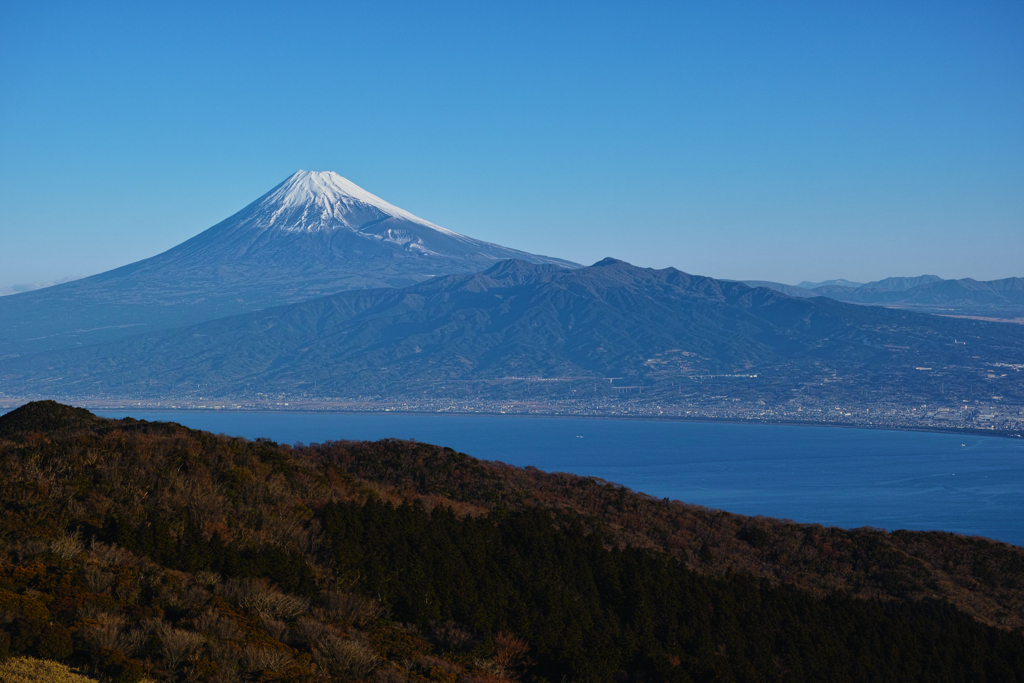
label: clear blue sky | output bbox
[1,1,1021,287]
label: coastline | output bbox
[4,398,1020,441]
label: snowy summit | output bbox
[186,169,576,265]
[250,170,458,235]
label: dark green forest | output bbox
[0,402,1022,682]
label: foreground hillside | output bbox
[0,402,1022,682]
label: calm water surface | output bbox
[93,411,1024,547]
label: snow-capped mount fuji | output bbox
[154,170,571,266]
[240,170,462,236]
[0,171,576,356]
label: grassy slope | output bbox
[0,657,104,682]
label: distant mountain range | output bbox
[6,258,1022,403]
[745,274,1024,316]
[2,171,1021,412]
[0,171,574,357]
[0,276,81,297]
[796,278,866,289]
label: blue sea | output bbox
[85,410,1024,548]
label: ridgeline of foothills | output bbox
[7,258,1024,411]
[1,171,1022,436]
[0,402,1022,682]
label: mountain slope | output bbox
[7,259,1023,402]
[739,280,820,298]
[0,171,575,357]
[851,274,945,293]
[872,277,1024,307]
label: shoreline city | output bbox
[4,392,1021,440]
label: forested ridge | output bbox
[0,401,1021,682]
[8,259,1024,408]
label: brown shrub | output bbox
[259,615,288,643]
[491,632,531,679]
[82,613,125,653]
[193,609,243,642]
[322,590,383,627]
[120,628,150,657]
[158,626,204,670]
[87,540,139,567]
[411,654,462,681]
[193,570,221,588]
[220,577,308,620]
[374,667,410,683]
[165,583,210,611]
[432,621,474,652]
[241,644,293,673]
[292,617,327,647]
[77,602,116,622]
[311,632,379,678]
[82,566,116,594]
[207,641,242,682]
[49,533,84,559]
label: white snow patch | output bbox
[251,170,462,236]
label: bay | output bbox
[87,410,1024,548]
